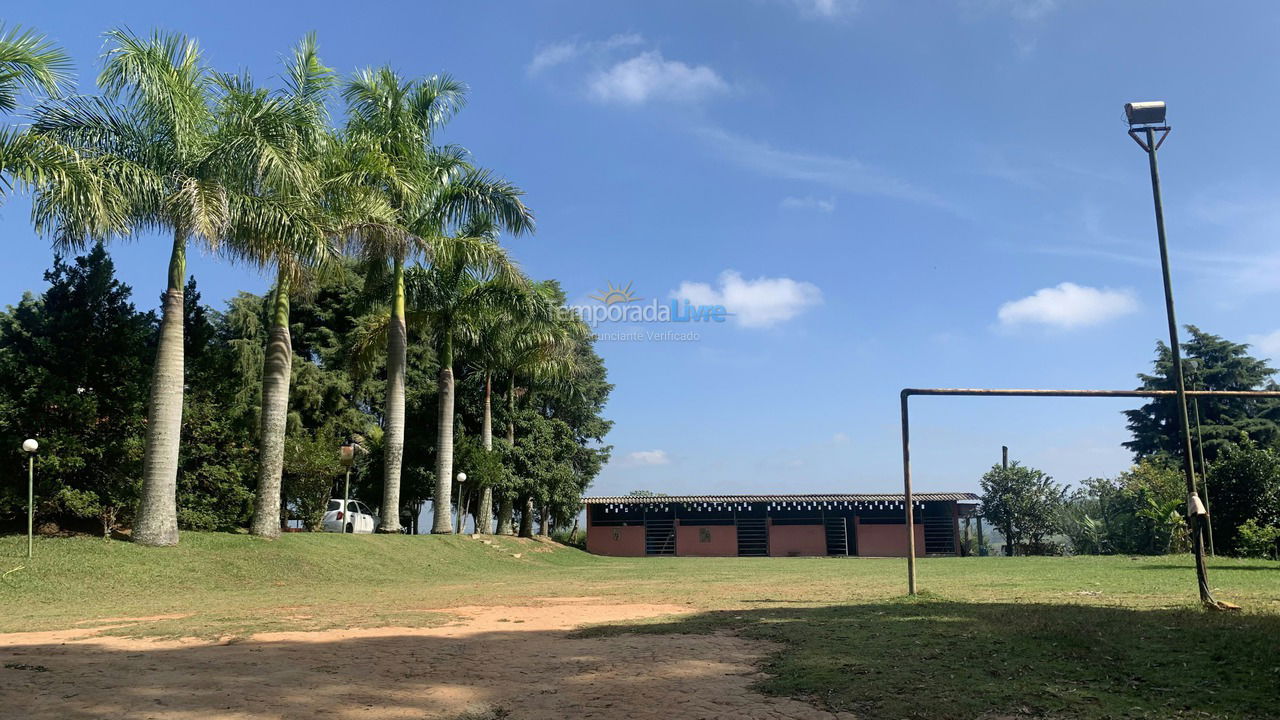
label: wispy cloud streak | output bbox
[696,126,952,209]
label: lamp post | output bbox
[340,442,355,534]
[1126,101,1218,608]
[22,439,37,558]
[454,472,467,534]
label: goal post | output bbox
[899,387,1280,599]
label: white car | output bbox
[321,499,380,533]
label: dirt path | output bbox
[1,599,854,719]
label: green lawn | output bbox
[3,533,1279,718]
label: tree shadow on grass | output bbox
[0,622,847,720]
[1137,563,1279,572]
[3,602,1278,720]
[578,599,1280,720]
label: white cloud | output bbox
[527,43,579,75]
[997,282,1138,329]
[673,270,822,328]
[962,1,1059,23]
[527,33,644,75]
[589,51,729,105]
[832,432,850,445]
[697,126,949,209]
[1248,330,1280,359]
[960,0,1059,55]
[789,0,859,18]
[1003,0,1058,22]
[620,449,670,467]
[781,195,836,213]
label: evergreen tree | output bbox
[174,282,259,531]
[0,244,153,534]
[1124,326,1280,462]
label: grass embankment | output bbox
[3,533,1279,718]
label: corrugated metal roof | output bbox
[582,492,979,504]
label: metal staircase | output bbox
[824,517,849,556]
[644,518,676,555]
[736,518,768,556]
[923,515,956,555]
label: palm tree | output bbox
[403,220,527,533]
[465,308,508,534]
[31,29,306,545]
[0,24,80,205]
[521,312,595,538]
[210,37,346,539]
[340,67,532,532]
[31,29,222,546]
[468,281,574,534]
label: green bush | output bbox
[1206,438,1280,555]
[1235,519,1280,559]
[551,528,586,549]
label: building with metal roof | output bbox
[582,492,981,558]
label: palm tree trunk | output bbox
[496,374,518,535]
[475,372,494,534]
[519,495,535,538]
[431,329,456,533]
[506,374,516,445]
[496,495,515,535]
[378,256,407,533]
[133,231,187,547]
[251,272,292,538]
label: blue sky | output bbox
[6,1,1280,498]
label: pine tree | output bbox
[0,244,153,534]
[1124,326,1280,462]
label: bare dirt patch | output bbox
[0,601,853,719]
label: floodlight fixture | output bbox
[1125,100,1167,126]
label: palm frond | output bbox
[21,131,171,246]
[346,307,393,377]
[222,191,335,274]
[283,33,335,116]
[97,27,212,152]
[29,94,156,161]
[0,126,91,200]
[170,175,229,245]
[0,24,74,112]
[407,73,467,137]
[207,75,311,193]
[428,167,535,237]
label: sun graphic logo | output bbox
[589,281,642,305]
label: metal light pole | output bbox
[454,472,468,534]
[22,439,37,558]
[340,442,354,533]
[1126,101,1218,608]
